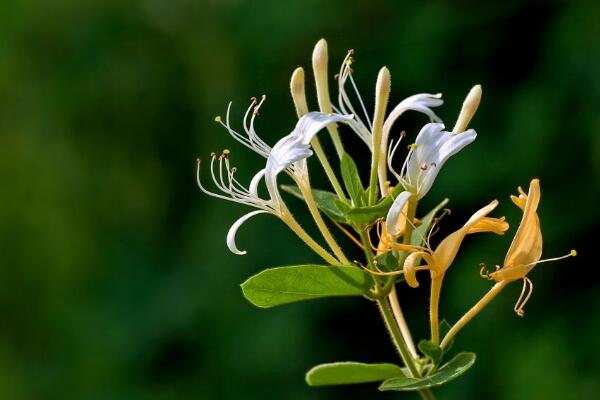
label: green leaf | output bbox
[418,340,443,366]
[280,185,346,223]
[306,362,404,386]
[379,352,476,391]
[374,251,399,272]
[341,153,366,206]
[411,198,449,247]
[344,196,393,225]
[241,265,373,308]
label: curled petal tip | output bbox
[226,210,269,256]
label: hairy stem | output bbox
[378,298,436,400]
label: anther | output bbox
[420,163,428,171]
[399,131,407,138]
[479,263,490,279]
[214,116,222,123]
[210,151,217,158]
[230,167,237,173]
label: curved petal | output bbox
[249,168,266,197]
[386,191,413,236]
[294,112,354,145]
[383,93,443,134]
[226,210,269,255]
[403,251,427,288]
[503,179,542,271]
[433,200,499,274]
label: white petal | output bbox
[226,210,269,255]
[407,123,477,199]
[249,168,266,197]
[267,112,353,176]
[384,93,443,132]
[386,191,413,236]
[294,112,354,145]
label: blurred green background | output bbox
[0,0,598,399]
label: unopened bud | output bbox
[312,38,333,113]
[452,84,482,133]
[290,67,309,117]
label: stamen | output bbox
[387,138,404,181]
[519,249,577,269]
[214,115,222,123]
[514,277,533,317]
[333,221,364,249]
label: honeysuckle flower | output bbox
[388,122,477,199]
[403,199,509,288]
[486,179,576,315]
[335,50,443,150]
[216,96,352,186]
[199,110,352,256]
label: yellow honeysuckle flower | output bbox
[403,200,509,288]
[487,179,576,315]
[489,179,542,283]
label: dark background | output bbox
[0,0,598,399]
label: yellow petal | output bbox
[492,179,543,282]
[467,216,509,235]
[403,251,432,288]
[433,200,500,274]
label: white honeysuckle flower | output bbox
[216,96,352,183]
[385,191,413,236]
[199,111,352,255]
[388,122,477,199]
[334,50,444,150]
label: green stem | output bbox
[440,281,507,349]
[361,218,435,399]
[377,298,420,377]
[378,298,436,400]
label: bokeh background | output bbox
[0,0,598,399]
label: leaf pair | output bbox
[305,352,476,391]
